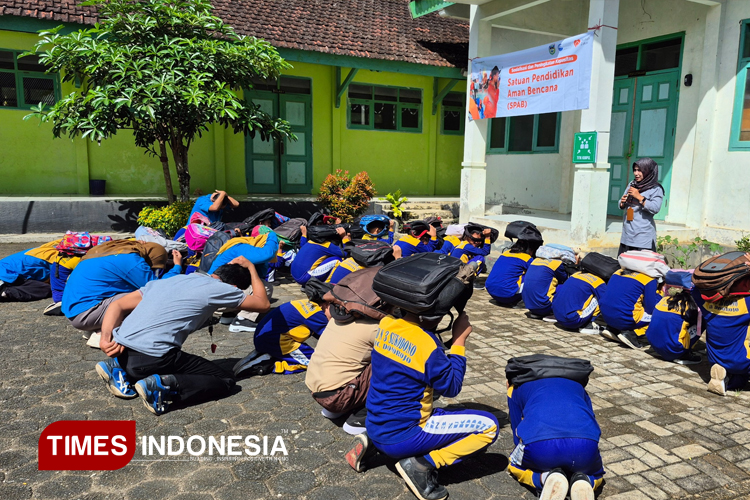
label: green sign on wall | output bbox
[573,132,597,164]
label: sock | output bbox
[541,471,550,484]
[414,456,433,471]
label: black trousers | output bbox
[0,278,51,302]
[617,242,656,256]
[120,347,235,406]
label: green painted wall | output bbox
[0,26,464,197]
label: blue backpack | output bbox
[360,215,390,238]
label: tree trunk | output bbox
[157,140,176,204]
[170,138,191,202]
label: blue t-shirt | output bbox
[207,232,279,275]
[552,272,607,328]
[62,253,181,318]
[701,296,750,374]
[291,238,346,283]
[508,378,601,446]
[253,299,329,355]
[188,194,223,224]
[485,251,532,302]
[599,270,661,331]
[326,258,363,284]
[394,235,438,258]
[522,258,569,314]
[646,293,702,361]
[0,249,52,283]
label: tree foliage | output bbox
[318,170,376,222]
[24,0,294,202]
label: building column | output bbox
[685,3,722,230]
[459,4,491,223]
[569,0,619,244]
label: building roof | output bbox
[0,0,469,69]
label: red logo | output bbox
[39,420,136,470]
[574,39,581,48]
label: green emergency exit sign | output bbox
[573,132,597,163]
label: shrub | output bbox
[383,190,408,219]
[137,201,193,237]
[656,235,722,268]
[736,234,750,253]
[318,170,376,222]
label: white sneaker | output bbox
[543,315,557,323]
[540,471,568,500]
[86,332,101,348]
[579,322,602,334]
[321,408,346,419]
[707,364,727,396]
[570,476,595,500]
[599,328,618,341]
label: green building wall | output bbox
[0,27,464,197]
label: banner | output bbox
[468,32,594,120]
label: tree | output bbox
[25,0,293,202]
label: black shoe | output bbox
[617,330,646,350]
[344,433,375,473]
[569,472,595,500]
[674,352,702,365]
[396,457,448,500]
[228,317,258,332]
[343,407,367,435]
[233,351,275,377]
[540,468,568,500]
[219,312,236,325]
[43,302,64,316]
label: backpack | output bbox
[184,223,218,252]
[307,224,340,244]
[243,208,277,229]
[505,354,594,388]
[360,215,390,238]
[618,250,670,279]
[463,223,500,245]
[308,211,336,226]
[665,270,694,290]
[403,220,430,238]
[372,253,463,314]
[536,244,577,264]
[55,231,113,257]
[580,252,620,282]
[324,267,389,322]
[505,221,542,242]
[199,230,233,273]
[692,252,750,302]
[350,241,394,268]
[274,218,307,244]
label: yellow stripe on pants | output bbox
[508,464,536,488]
[426,424,497,468]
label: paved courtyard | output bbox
[2,242,750,499]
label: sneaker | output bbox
[528,313,543,320]
[233,351,274,377]
[219,312,236,325]
[473,281,485,290]
[134,374,176,416]
[81,331,93,341]
[543,315,557,323]
[86,332,102,349]
[43,302,64,316]
[540,469,568,500]
[599,328,618,341]
[343,407,367,435]
[321,408,346,419]
[673,352,702,365]
[569,472,595,500]
[617,330,646,350]
[345,433,375,473]
[707,363,727,396]
[579,322,602,334]
[228,317,258,333]
[512,301,527,310]
[95,358,137,399]
[395,457,448,500]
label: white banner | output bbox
[468,32,594,120]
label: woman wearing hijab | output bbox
[618,158,664,256]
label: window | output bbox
[0,50,58,109]
[347,84,422,132]
[441,92,465,135]
[731,20,750,150]
[614,35,683,77]
[486,113,560,154]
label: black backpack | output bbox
[505,220,543,243]
[505,354,593,388]
[274,218,307,243]
[373,253,463,314]
[350,241,394,268]
[243,208,276,229]
[580,252,620,282]
[199,230,232,272]
[307,224,340,244]
[464,223,500,244]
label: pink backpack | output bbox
[55,231,113,256]
[190,212,211,225]
[185,224,217,252]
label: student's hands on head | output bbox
[429,225,437,237]
[172,249,183,266]
[300,225,307,237]
[389,219,396,230]
[450,312,472,346]
[229,256,256,271]
[336,227,346,237]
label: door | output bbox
[606,72,679,220]
[245,77,312,194]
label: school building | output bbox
[419,0,750,247]
[0,0,468,198]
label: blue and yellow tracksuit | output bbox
[450,239,492,275]
[207,233,279,275]
[485,251,532,305]
[599,270,661,336]
[394,235,438,258]
[366,316,498,468]
[701,297,750,388]
[0,240,62,284]
[436,235,462,256]
[551,273,607,330]
[362,231,395,245]
[253,299,329,374]
[290,237,347,284]
[521,258,569,316]
[646,293,702,361]
[507,378,604,491]
[325,257,363,284]
[50,255,82,303]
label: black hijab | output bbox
[631,157,663,193]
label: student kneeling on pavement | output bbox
[506,354,604,500]
[0,239,61,302]
[233,279,332,377]
[94,257,269,415]
[346,255,498,500]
